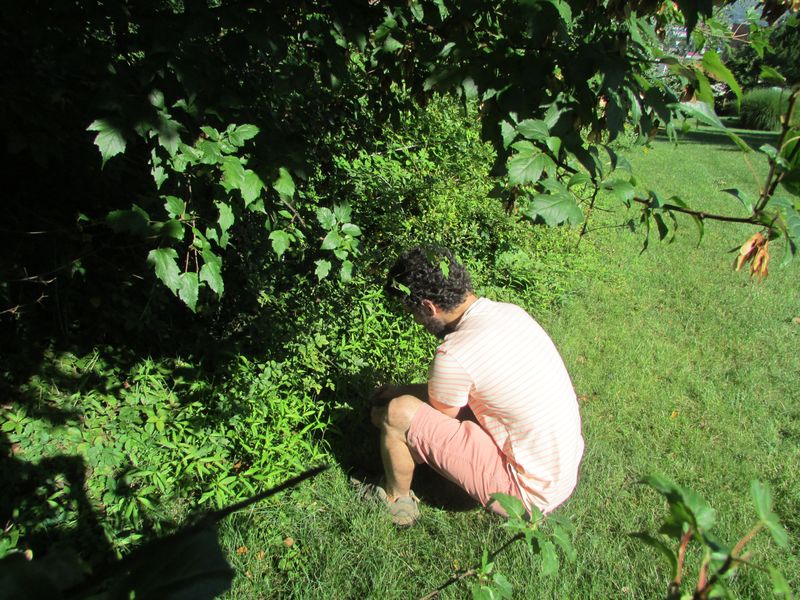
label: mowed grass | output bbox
[219,129,799,599]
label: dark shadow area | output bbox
[654,126,779,152]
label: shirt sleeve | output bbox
[428,349,473,408]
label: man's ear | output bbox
[420,299,437,315]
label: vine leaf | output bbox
[178,272,199,312]
[147,248,181,293]
[87,119,126,166]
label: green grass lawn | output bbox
[219,128,799,599]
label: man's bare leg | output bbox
[371,391,426,501]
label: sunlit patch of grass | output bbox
[219,129,799,598]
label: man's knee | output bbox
[383,394,424,432]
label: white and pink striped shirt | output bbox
[428,297,584,513]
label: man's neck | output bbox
[441,293,478,330]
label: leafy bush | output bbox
[1,96,593,561]
[738,88,797,131]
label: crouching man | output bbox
[365,246,584,526]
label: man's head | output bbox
[385,246,473,336]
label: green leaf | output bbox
[410,2,424,21]
[240,170,263,206]
[603,180,635,204]
[200,126,221,141]
[106,205,150,236]
[759,66,786,86]
[765,518,790,549]
[674,102,750,152]
[216,201,235,235]
[272,167,295,198]
[340,260,353,282]
[568,172,592,189]
[341,223,362,237]
[147,248,181,293]
[198,139,223,165]
[517,119,550,141]
[200,250,224,297]
[750,480,773,522]
[321,231,342,250]
[492,573,513,598]
[630,533,678,578]
[767,566,792,597]
[87,118,127,166]
[229,124,259,146]
[164,196,186,218]
[701,50,742,107]
[314,259,332,280]
[317,207,337,230]
[500,121,516,149]
[269,230,291,258]
[721,188,754,213]
[157,219,184,241]
[220,156,246,191]
[178,272,199,312]
[526,189,583,226]
[539,539,559,577]
[489,493,526,520]
[333,203,352,223]
[383,36,404,52]
[508,142,552,185]
[780,128,800,196]
[550,524,577,562]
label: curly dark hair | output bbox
[385,246,472,311]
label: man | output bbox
[365,246,584,526]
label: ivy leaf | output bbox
[508,142,552,185]
[200,249,224,297]
[269,229,292,258]
[550,523,577,563]
[147,248,180,294]
[215,201,234,235]
[240,170,263,206]
[87,119,126,166]
[178,272,199,312]
[314,259,332,280]
[272,167,295,198]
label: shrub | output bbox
[738,88,796,131]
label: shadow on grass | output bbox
[655,126,778,152]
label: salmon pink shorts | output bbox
[406,403,523,515]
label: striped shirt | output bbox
[428,297,584,513]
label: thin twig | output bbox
[417,533,524,600]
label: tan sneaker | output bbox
[350,476,421,527]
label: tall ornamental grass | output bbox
[738,87,797,131]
